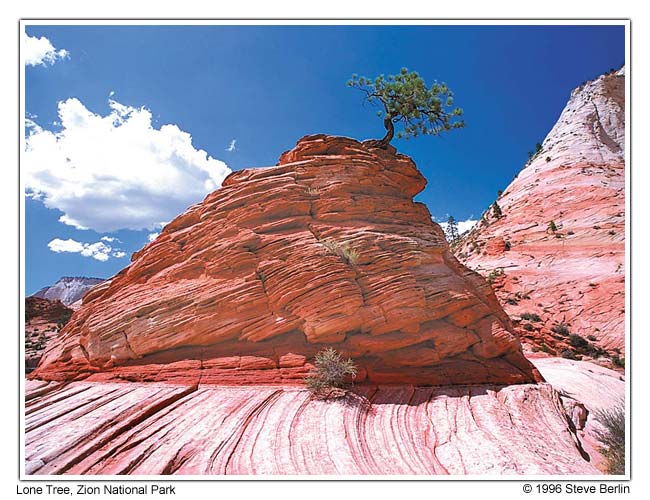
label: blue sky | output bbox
[23,24,625,295]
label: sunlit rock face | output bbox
[455,68,625,355]
[32,134,540,386]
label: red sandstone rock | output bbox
[455,67,625,355]
[32,134,541,386]
[24,379,598,475]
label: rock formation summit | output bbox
[456,67,625,355]
[33,135,541,386]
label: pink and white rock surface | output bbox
[531,357,625,472]
[25,378,598,475]
[455,68,625,355]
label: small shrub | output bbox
[523,323,534,331]
[321,239,359,265]
[594,402,625,474]
[506,298,518,305]
[540,343,551,354]
[608,230,616,236]
[561,349,578,360]
[520,312,542,322]
[492,201,503,219]
[593,225,601,230]
[486,268,504,284]
[504,240,511,251]
[569,334,589,349]
[56,310,73,330]
[305,348,357,398]
[587,335,598,341]
[612,356,625,368]
[546,156,551,162]
[548,220,558,232]
[552,323,570,336]
[584,344,607,358]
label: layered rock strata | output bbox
[25,379,597,475]
[32,135,540,386]
[456,68,625,355]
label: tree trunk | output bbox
[378,116,394,148]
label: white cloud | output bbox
[112,251,127,258]
[147,232,160,242]
[100,236,120,243]
[48,238,113,261]
[437,218,478,238]
[25,98,231,232]
[47,238,85,254]
[23,31,69,66]
[226,139,237,152]
[109,90,115,97]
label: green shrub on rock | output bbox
[305,348,357,399]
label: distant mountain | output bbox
[32,276,105,306]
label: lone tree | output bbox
[492,201,503,219]
[445,215,460,244]
[347,68,464,148]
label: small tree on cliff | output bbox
[445,215,460,245]
[305,348,357,399]
[347,68,464,148]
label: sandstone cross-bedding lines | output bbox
[456,68,625,354]
[32,135,541,387]
[25,379,598,475]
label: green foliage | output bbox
[587,335,598,341]
[57,310,73,330]
[520,312,542,322]
[560,349,578,360]
[445,215,460,244]
[551,323,570,336]
[594,403,625,474]
[539,343,551,354]
[305,348,358,397]
[26,332,49,351]
[535,142,543,153]
[321,238,359,265]
[612,355,625,368]
[523,323,534,331]
[569,334,589,348]
[486,268,504,284]
[347,68,464,145]
[491,201,502,219]
[548,220,558,232]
